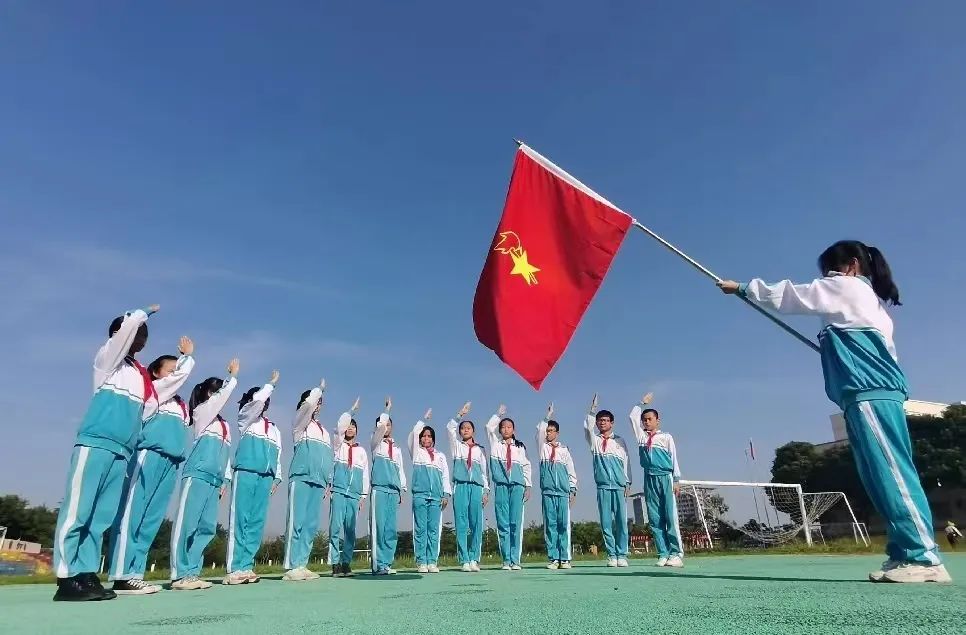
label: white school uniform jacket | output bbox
[136,354,195,462]
[584,414,632,490]
[288,387,334,487]
[75,308,160,459]
[535,419,578,497]
[628,405,681,482]
[233,384,282,480]
[182,376,238,487]
[446,419,490,490]
[370,413,408,494]
[408,419,451,501]
[331,412,370,500]
[485,414,532,488]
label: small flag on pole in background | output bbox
[749,438,756,460]
[473,143,633,389]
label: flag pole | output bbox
[631,220,820,353]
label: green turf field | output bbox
[1,554,962,635]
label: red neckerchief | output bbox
[217,415,228,442]
[465,440,475,469]
[173,395,188,421]
[646,430,657,450]
[505,440,513,471]
[387,438,394,460]
[549,442,557,463]
[427,446,435,462]
[129,357,157,404]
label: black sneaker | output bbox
[332,563,343,578]
[112,579,161,595]
[53,576,102,602]
[82,573,116,600]
[343,565,354,577]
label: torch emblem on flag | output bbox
[493,230,540,285]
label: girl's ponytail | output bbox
[866,246,901,306]
[189,377,224,426]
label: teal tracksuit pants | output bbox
[54,446,128,578]
[494,483,525,565]
[170,476,221,580]
[597,488,628,559]
[108,449,179,580]
[413,497,443,565]
[283,480,325,570]
[845,399,941,565]
[453,482,483,564]
[227,470,273,573]
[644,473,682,558]
[369,488,400,572]
[328,491,361,566]
[541,494,571,562]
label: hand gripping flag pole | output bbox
[513,139,820,354]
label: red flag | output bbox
[473,144,632,389]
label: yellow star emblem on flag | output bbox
[494,231,540,285]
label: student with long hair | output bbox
[408,409,450,573]
[282,379,331,582]
[170,358,240,591]
[446,402,489,572]
[718,240,950,584]
[108,337,196,594]
[486,406,531,571]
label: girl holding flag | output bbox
[408,409,451,573]
[485,405,532,571]
[369,397,407,575]
[536,403,578,570]
[718,239,951,584]
[447,402,489,572]
[282,379,332,582]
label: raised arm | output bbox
[410,408,432,458]
[446,419,460,457]
[239,371,278,431]
[584,393,599,448]
[628,392,653,446]
[154,354,195,404]
[728,276,844,317]
[293,380,325,441]
[485,405,506,450]
[536,402,552,450]
[334,411,352,452]
[193,375,238,439]
[371,412,390,452]
[93,307,154,388]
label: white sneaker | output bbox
[880,563,952,584]
[470,561,481,572]
[222,571,249,585]
[606,558,619,567]
[656,557,669,567]
[547,561,560,570]
[868,559,902,582]
[301,567,320,580]
[617,558,629,568]
[462,563,472,572]
[242,570,260,583]
[417,564,429,574]
[510,564,522,571]
[559,561,572,569]
[171,576,212,590]
[282,569,303,581]
[386,567,398,575]
[112,578,161,595]
[666,555,684,568]
[501,563,512,571]
[427,564,440,573]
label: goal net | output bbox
[675,481,867,548]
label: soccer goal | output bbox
[676,481,867,549]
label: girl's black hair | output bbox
[147,354,178,379]
[818,240,901,306]
[547,419,560,432]
[239,386,271,412]
[189,377,224,426]
[499,417,526,449]
[297,389,313,409]
[420,425,436,446]
[459,419,475,432]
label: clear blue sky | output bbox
[2,2,964,535]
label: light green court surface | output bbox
[2,555,963,635]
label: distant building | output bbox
[815,399,954,454]
[676,486,716,526]
[632,495,646,525]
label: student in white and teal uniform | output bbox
[224,370,282,586]
[108,337,196,595]
[169,358,240,591]
[584,394,632,568]
[53,305,161,602]
[629,393,683,568]
[718,239,951,584]
[446,402,490,572]
[369,397,407,575]
[486,405,532,571]
[329,398,369,577]
[282,379,332,582]
[535,403,578,570]
[408,409,451,574]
